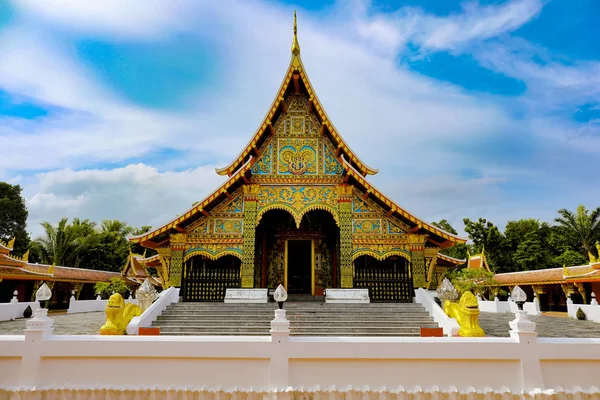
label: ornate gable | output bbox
[249,93,344,184]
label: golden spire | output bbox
[291,10,300,56]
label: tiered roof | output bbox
[489,263,600,286]
[0,237,153,285]
[130,13,467,250]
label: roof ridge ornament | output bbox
[291,10,300,56]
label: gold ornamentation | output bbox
[291,10,300,56]
[411,250,426,288]
[352,243,411,261]
[170,233,186,246]
[290,116,305,134]
[352,195,377,213]
[169,250,183,287]
[184,243,243,261]
[323,144,343,175]
[251,144,273,175]
[188,219,209,234]
[339,199,353,288]
[444,292,485,337]
[278,138,318,175]
[352,219,381,234]
[387,220,405,234]
[256,185,339,227]
[100,293,141,335]
[214,219,243,234]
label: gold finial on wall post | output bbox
[292,10,301,56]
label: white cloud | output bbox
[1,0,598,237]
[9,0,196,40]
[24,164,225,237]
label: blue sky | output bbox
[0,0,599,238]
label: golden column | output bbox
[337,185,353,288]
[410,235,428,288]
[169,233,186,287]
[241,185,260,288]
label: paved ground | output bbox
[479,312,600,338]
[0,311,105,335]
[1,310,599,337]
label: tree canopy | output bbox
[442,204,600,273]
[30,218,155,272]
[0,183,30,256]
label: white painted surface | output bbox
[67,298,138,314]
[1,322,600,395]
[567,302,600,322]
[414,288,459,336]
[225,288,268,303]
[325,288,369,303]
[126,287,180,334]
[0,301,39,321]
[478,297,541,316]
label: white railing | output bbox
[478,297,541,316]
[0,292,40,321]
[0,300,39,321]
[1,307,599,398]
[67,295,138,314]
[567,296,600,322]
[126,287,180,334]
[414,288,459,336]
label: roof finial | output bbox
[291,10,300,56]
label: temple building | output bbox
[129,14,466,302]
[0,238,154,308]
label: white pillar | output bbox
[269,308,290,390]
[509,309,543,390]
[19,308,54,387]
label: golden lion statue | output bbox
[100,293,141,335]
[443,291,485,337]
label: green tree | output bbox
[94,277,130,298]
[463,217,509,272]
[554,249,588,267]
[30,218,88,266]
[432,219,468,261]
[555,205,600,258]
[445,268,497,297]
[504,219,553,271]
[0,182,30,256]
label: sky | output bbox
[0,0,599,239]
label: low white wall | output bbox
[567,301,600,322]
[67,297,138,314]
[126,287,180,334]
[0,301,40,321]
[414,288,459,336]
[1,323,600,397]
[478,297,541,316]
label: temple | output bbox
[0,237,155,307]
[129,13,466,302]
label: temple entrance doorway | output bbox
[286,240,312,294]
[255,209,339,295]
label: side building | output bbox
[0,238,157,308]
[129,15,466,302]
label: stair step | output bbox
[152,301,437,337]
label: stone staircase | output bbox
[152,302,438,336]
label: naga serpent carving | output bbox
[100,293,142,335]
[443,291,485,337]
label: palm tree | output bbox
[100,220,134,237]
[555,205,600,257]
[31,218,89,267]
